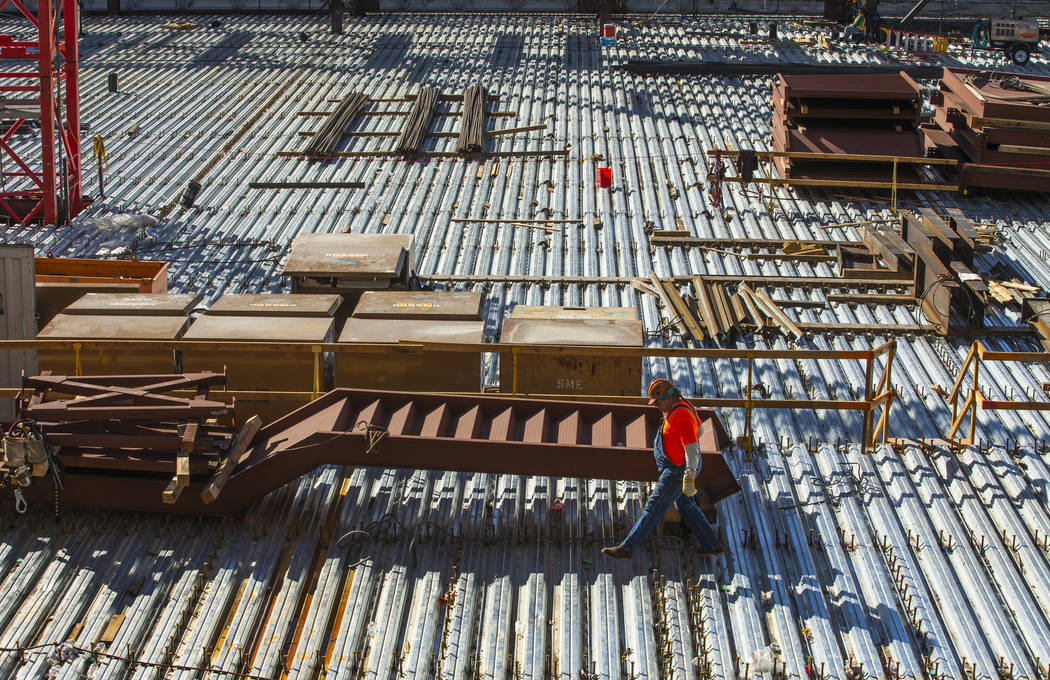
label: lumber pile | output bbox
[395,86,441,155]
[771,71,925,183]
[304,90,368,157]
[457,84,488,154]
[921,68,1050,193]
[647,273,803,343]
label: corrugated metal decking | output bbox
[0,11,1050,680]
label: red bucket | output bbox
[597,167,612,188]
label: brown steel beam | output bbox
[16,390,742,515]
[30,403,232,420]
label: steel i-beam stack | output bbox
[771,71,924,183]
[922,68,1050,193]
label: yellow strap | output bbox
[92,135,107,169]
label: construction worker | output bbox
[601,378,723,560]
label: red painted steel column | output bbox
[62,0,82,217]
[37,0,58,225]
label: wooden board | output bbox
[99,613,125,644]
[202,415,263,504]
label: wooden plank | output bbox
[629,278,660,298]
[201,415,263,504]
[176,451,190,487]
[691,276,721,338]
[998,143,1050,156]
[651,272,706,343]
[729,292,747,324]
[748,286,805,340]
[735,284,766,327]
[967,115,1050,132]
[162,476,183,504]
[99,613,125,644]
[709,282,735,336]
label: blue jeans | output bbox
[621,430,721,554]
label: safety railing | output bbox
[0,338,897,451]
[947,341,1050,445]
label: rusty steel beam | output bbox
[25,372,233,421]
[13,389,741,515]
[29,402,232,421]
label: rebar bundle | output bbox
[457,84,487,154]
[395,86,440,155]
[305,90,368,157]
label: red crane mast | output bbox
[0,0,82,225]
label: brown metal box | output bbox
[181,314,336,425]
[281,234,413,314]
[499,306,643,396]
[37,314,189,375]
[61,292,201,316]
[336,291,485,392]
[350,290,483,320]
[34,257,168,327]
[204,293,342,318]
[35,281,141,329]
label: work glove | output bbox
[682,469,698,497]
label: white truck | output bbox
[972,18,1041,65]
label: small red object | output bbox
[597,167,612,188]
[602,23,617,38]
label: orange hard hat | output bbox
[647,377,678,405]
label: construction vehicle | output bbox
[971,18,1041,64]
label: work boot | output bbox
[601,545,632,560]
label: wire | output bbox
[1022,309,1050,325]
[336,529,375,568]
[913,274,954,331]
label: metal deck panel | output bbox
[2,11,1050,680]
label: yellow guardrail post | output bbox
[969,348,980,445]
[312,345,322,399]
[739,352,754,458]
[73,342,82,377]
[512,346,520,397]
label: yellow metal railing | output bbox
[1,338,897,451]
[947,341,1050,444]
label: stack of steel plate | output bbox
[922,68,1050,193]
[771,71,925,183]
